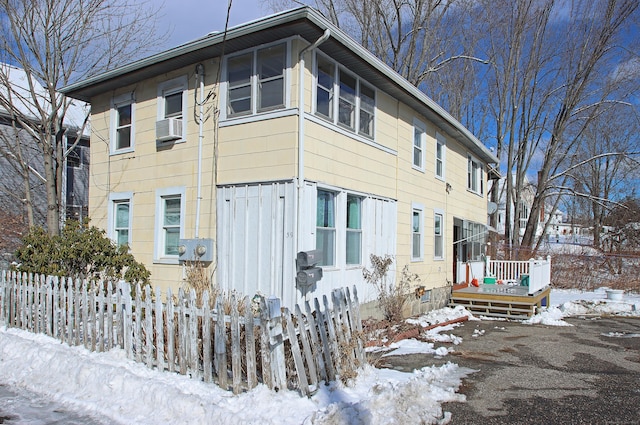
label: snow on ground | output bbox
[0,287,639,424]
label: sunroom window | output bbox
[315,53,375,139]
[226,42,286,117]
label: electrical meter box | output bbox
[178,238,214,263]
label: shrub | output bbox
[13,220,150,284]
[363,254,420,322]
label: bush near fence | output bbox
[0,270,366,396]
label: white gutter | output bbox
[296,29,330,253]
[195,63,205,238]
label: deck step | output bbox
[449,297,536,319]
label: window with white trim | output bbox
[315,53,375,139]
[157,76,188,141]
[411,204,424,261]
[111,93,134,153]
[154,187,185,263]
[108,192,133,248]
[346,195,362,265]
[226,42,287,117]
[467,155,484,195]
[434,212,444,259]
[435,132,446,179]
[316,189,336,266]
[413,120,426,170]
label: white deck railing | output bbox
[457,256,551,295]
[486,256,551,294]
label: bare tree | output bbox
[0,0,167,236]
[518,0,640,249]
[265,0,488,120]
[566,105,640,248]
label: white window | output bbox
[157,76,188,140]
[111,93,134,154]
[315,53,376,139]
[411,203,424,261]
[154,187,186,263]
[346,195,362,265]
[413,120,426,171]
[316,189,336,266]
[108,192,133,248]
[434,212,444,260]
[467,155,484,195]
[435,132,446,179]
[226,42,287,117]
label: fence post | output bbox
[155,287,165,373]
[214,297,227,390]
[202,291,212,383]
[267,297,286,392]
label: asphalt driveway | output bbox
[381,316,640,424]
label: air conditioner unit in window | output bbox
[156,118,183,142]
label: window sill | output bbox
[412,165,425,173]
[153,257,179,265]
[110,147,135,156]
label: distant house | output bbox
[62,7,498,312]
[0,63,90,252]
[492,174,585,245]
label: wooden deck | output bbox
[450,283,551,319]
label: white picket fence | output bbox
[0,270,365,396]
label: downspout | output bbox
[195,63,205,238]
[297,29,330,253]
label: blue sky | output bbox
[158,0,271,48]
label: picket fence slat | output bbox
[0,271,365,396]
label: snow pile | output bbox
[0,327,471,425]
[524,288,640,326]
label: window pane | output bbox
[164,198,181,225]
[229,85,252,115]
[258,44,285,79]
[347,196,361,229]
[413,127,423,168]
[346,231,361,265]
[165,92,182,118]
[117,127,131,150]
[435,235,443,258]
[316,87,332,118]
[117,104,131,126]
[413,211,420,233]
[338,98,354,128]
[259,78,284,110]
[116,203,129,227]
[316,228,335,266]
[165,228,180,256]
[117,230,129,247]
[412,233,421,258]
[317,58,334,89]
[316,190,335,227]
[228,53,252,85]
[339,71,356,102]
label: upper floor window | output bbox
[111,93,134,154]
[315,54,375,139]
[346,195,362,265]
[435,132,446,179]
[411,203,424,261]
[157,76,188,141]
[467,155,484,195]
[226,43,286,118]
[413,119,426,171]
[316,189,336,266]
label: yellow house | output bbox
[62,7,498,314]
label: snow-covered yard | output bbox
[0,287,638,425]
